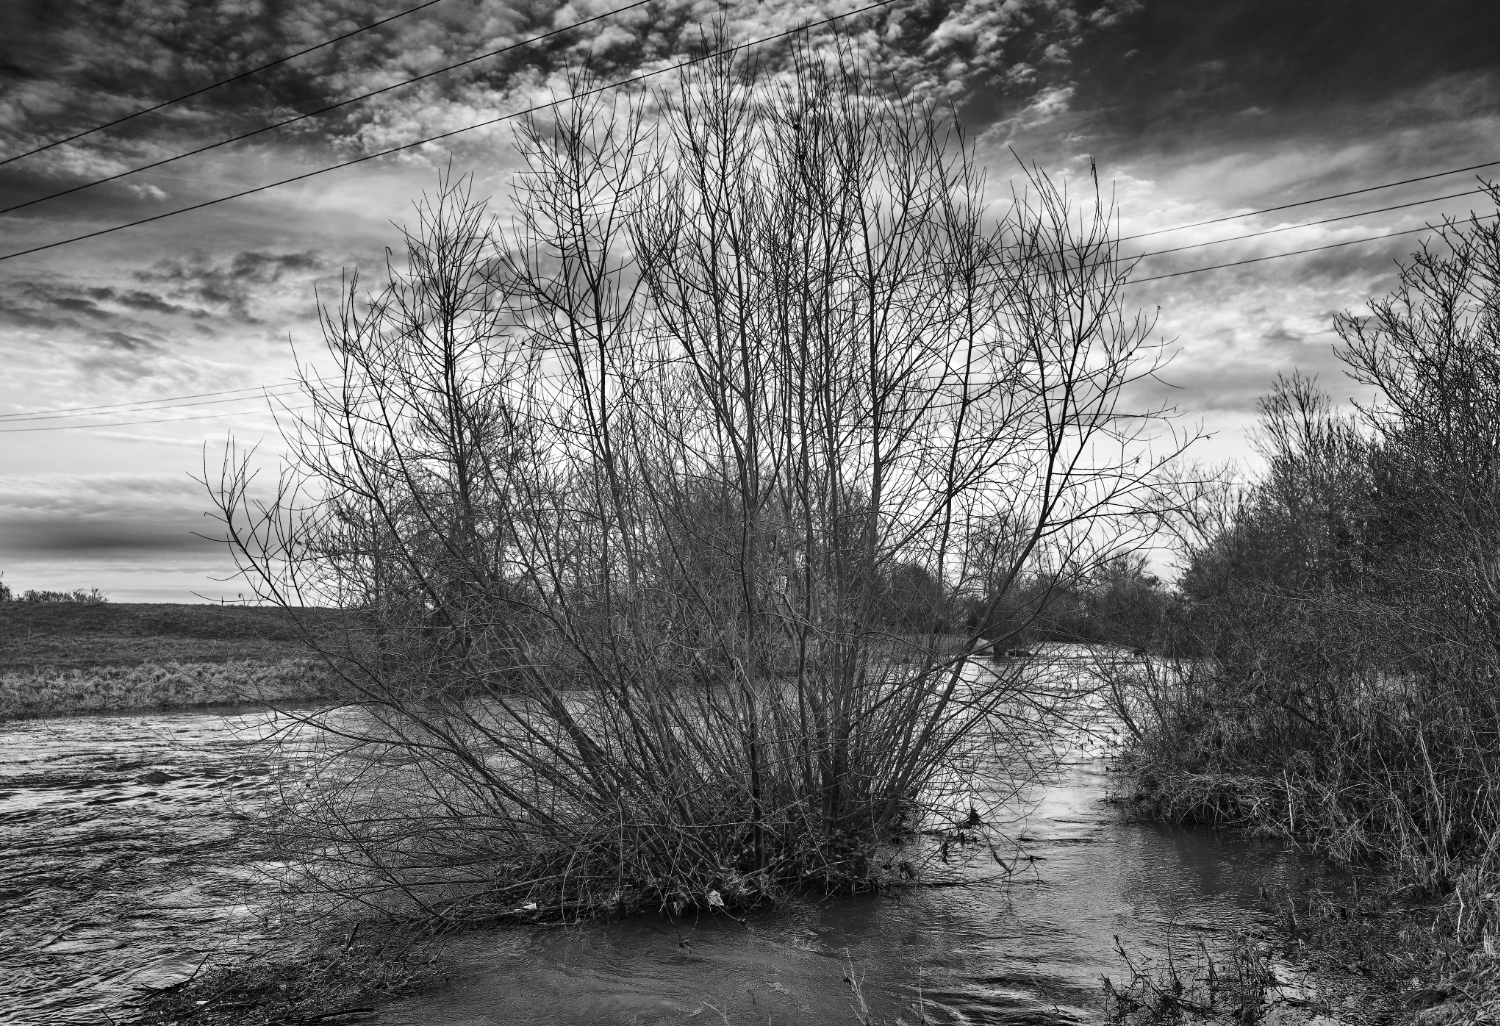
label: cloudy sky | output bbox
[1,0,1497,601]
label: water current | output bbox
[1,655,1326,1026]
[0,707,295,1025]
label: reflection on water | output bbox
[1,653,1326,1026]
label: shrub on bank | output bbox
[1108,194,1500,926]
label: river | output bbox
[0,655,1326,1025]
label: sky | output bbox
[1,0,1498,601]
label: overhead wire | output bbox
[7,194,1495,427]
[0,361,666,425]
[1121,186,1487,263]
[1126,214,1498,286]
[0,382,299,417]
[1116,158,1500,242]
[0,357,1063,430]
[0,405,314,433]
[0,0,453,169]
[0,0,900,263]
[0,0,655,218]
[3,3,1497,425]
[0,388,304,424]
[1,0,1494,275]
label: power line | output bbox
[0,388,304,424]
[0,0,452,169]
[0,383,299,421]
[1,2,1492,273]
[0,362,646,424]
[6,122,1494,419]
[0,360,632,425]
[0,0,655,218]
[6,200,1487,425]
[1123,187,1485,262]
[0,0,901,264]
[1127,214,1497,285]
[1117,159,1500,242]
[0,404,309,433]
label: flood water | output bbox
[379,705,1320,1026]
[0,706,297,1025]
[1,656,1325,1026]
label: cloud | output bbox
[125,182,169,201]
[0,0,1495,598]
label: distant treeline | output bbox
[0,583,107,604]
[0,569,106,604]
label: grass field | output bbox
[0,602,344,671]
[0,603,346,719]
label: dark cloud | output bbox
[0,475,216,559]
[0,516,211,556]
[97,330,157,352]
[136,249,322,320]
[0,296,69,331]
[1,279,214,333]
[28,285,108,318]
[1262,325,1303,351]
[984,0,1500,174]
[84,286,208,318]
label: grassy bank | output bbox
[0,658,340,720]
[1103,872,1500,1026]
[0,602,346,719]
[1105,656,1500,1025]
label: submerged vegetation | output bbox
[206,35,1183,928]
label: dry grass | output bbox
[1103,653,1500,1025]
[0,659,339,720]
[1103,932,1276,1026]
[0,602,349,719]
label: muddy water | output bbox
[0,707,297,1025]
[2,665,1323,1026]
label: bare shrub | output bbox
[1108,185,1500,897]
[209,35,1183,925]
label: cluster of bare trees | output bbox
[1114,186,1500,892]
[210,38,1180,922]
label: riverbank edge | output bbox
[1107,760,1500,1026]
[0,658,341,722]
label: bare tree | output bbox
[208,35,1185,925]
